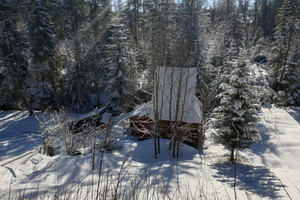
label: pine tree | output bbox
[212,58,261,162]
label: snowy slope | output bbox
[0,106,300,199]
[251,105,300,199]
[0,111,42,161]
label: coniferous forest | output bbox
[0,1,300,199]
[0,0,299,114]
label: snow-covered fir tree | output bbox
[209,0,246,68]
[224,7,246,60]
[26,4,58,110]
[212,57,261,162]
[101,13,137,114]
[61,0,95,112]
[252,27,267,57]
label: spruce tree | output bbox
[101,13,137,114]
[224,8,246,60]
[61,0,94,112]
[212,58,261,162]
[27,4,58,109]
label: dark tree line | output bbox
[0,0,299,115]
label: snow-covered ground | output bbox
[0,105,300,199]
[0,111,42,161]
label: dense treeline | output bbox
[0,0,299,114]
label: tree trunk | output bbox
[231,147,235,163]
[176,135,180,158]
[154,122,158,158]
[29,109,33,116]
[158,131,160,154]
[173,138,176,159]
[92,138,95,170]
[153,67,159,158]
[168,140,173,151]
[154,135,157,158]
[277,28,293,90]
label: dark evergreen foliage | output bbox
[270,0,300,106]
[27,4,58,109]
[0,3,28,109]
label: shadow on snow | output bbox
[211,161,283,199]
[286,107,300,125]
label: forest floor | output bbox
[0,105,300,199]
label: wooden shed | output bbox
[130,67,203,148]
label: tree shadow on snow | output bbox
[250,122,281,166]
[11,139,200,199]
[125,139,200,192]
[0,111,42,160]
[211,161,283,199]
[286,107,300,125]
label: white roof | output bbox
[132,67,202,123]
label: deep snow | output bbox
[0,105,300,199]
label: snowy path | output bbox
[250,105,300,199]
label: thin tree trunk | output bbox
[92,138,95,170]
[277,26,293,90]
[231,147,235,163]
[168,140,173,151]
[154,131,157,158]
[158,127,160,154]
[169,67,174,121]
[154,120,158,158]
[153,67,159,158]
[159,68,168,154]
[173,136,176,159]
[173,68,183,159]
[180,68,189,122]
[199,121,204,155]
[234,153,237,200]
[176,135,180,158]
